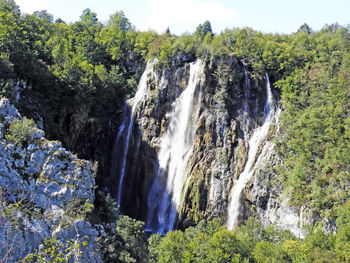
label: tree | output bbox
[0,52,13,77]
[55,17,64,24]
[116,216,149,263]
[297,23,312,34]
[157,230,187,263]
[107,11,132,32]
[34,10,53,22]
[335,201,350,262]
[96,11,134,61]
[0,0,19,16]
[148,234,162,263]
[206,230,242,263]
[135,31,158,58]
[80,8,98,26]
[195,20,213,39]
[322,23,341,33]
[253,241,286,263]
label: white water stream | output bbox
[115,62,154,206]
[227,73,277,229]
[146,60,204,234]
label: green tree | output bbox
[80,8,98,26]
[116,216,148,263]
[97,11,134,61]
[335,201,350,262]
[195,20,213,39]
[297,23,312,34]
[252,241,286,263]
[148,234,162,263]
[206,229,242,263]
[157,230,187,263]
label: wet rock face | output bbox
[118,58,268,223]
[114,56,305,235]
[178,57,266,226]
[245,151,307,238]
[0,98,102,262]
[115,63,194,220]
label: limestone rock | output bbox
[0,98,102,262]
[113,57,306,236]
[0,98,21,123]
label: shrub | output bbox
[22,237,88,263]
[5,117,36,146]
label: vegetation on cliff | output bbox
[0,0,349,261]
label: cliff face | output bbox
[0,98,102,262]
[113,57,306,236]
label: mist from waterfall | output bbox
[227,73,277,230]
[145,60,204,234]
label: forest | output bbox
[0,0,349,262]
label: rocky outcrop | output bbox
[244,146,307,238]
[0,98,102,262]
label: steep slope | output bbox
[111,56,305,235]
[0,98,101,262]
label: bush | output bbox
[22,237,88,263]
[89,190,118,224]
[5,117,36,146]
[97,215,148,263]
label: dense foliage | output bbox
[274,27,350,221]
[151,212,350,263]
[102,209,350,263]
[0,0,156,143]
[149,202,350,263]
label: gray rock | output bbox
[0,123,4,139]
[30,128,45,140]
[0,98,21,123]
[0,98,101,262]
[53,220,102,263]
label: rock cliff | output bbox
[0,98,102,262]
[112,56,306,236]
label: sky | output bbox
[15,0,350,35]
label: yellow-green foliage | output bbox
[150,207,350,262]
[5,117,36,145]
[21,237,88,263]
[274,27,350,218]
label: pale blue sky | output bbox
[16,0,349,35]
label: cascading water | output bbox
[227,73,277,230]
[146,60,204,234]
[111,61,155,206]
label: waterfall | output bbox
[299,205,305,230]
[146,60,204,234]
[111,61,155,206]
[227,73,277,230]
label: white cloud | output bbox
[142,0,235,34]
[15,0,49,14]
